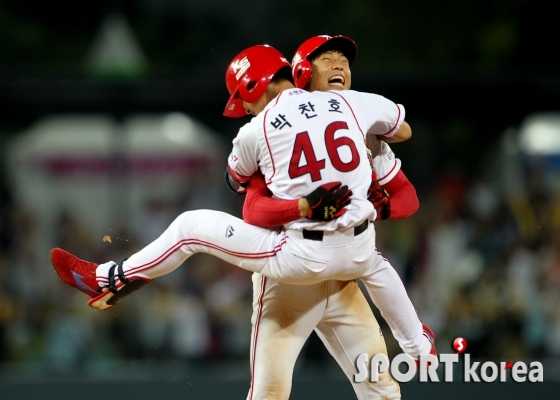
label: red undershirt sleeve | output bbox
[243,169,418,226]
[242,172,301,228]
[382,170,420,219]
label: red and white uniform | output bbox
[247,277,399,400]
[241,139,415,400]
[228,88,404,229]
[368,137,400,185]
[95,89,430,395]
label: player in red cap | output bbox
[50,41,435,399]
[233,35,435,399]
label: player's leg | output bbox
[114,209,283,278]
[111,209,376,287]
[315,280,401,400]
[360,250,433,360]
[52,210,374,310]
[247,274,326,400]
[69,209,284,310]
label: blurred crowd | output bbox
[0,143,559,376]
[376,158,560,361]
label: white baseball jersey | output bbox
[91,86,430,400]
[369,137,401,185]
[228,88,405,231]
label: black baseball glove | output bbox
[368,171,391,220]
[303,182,352,221]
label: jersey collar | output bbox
[262,88,309,114]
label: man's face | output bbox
[308,50,351,92]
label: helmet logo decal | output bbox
[232,56,251,80]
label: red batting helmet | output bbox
[291,35,357,89]
[223,45,291,118]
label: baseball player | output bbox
[50,44,435,390]
[223,43,436,365]
[236,35,435,399]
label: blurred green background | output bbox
[0,0,559,398]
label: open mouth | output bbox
[328,75,345,88]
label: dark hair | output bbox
[271,66,294,85]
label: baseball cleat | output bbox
[50,248,102,298]
[422,323,437,357]
[49,248,151,311]
[416,323,438,370]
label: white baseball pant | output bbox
[99,209,429,358]
[247,275,400,400]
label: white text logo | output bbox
[354,353,543,383]
[232,56,251,80]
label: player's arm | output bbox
[226,122,260,194]
[242,172,352,228]
[368,140,418,220]
[225,167,251,194]
[242,172,301,227]
[345,90,408,142]
[369,170,419,220]
[379,121,411,143]
[383,169,419,219]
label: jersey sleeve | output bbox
[343,90,405,139]
[368,138,401,185]
[227,122,261,183]
[382,169,419,219]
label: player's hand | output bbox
[302,181,352,221]
[368,172,391,220]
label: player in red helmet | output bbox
[50,42,434,400]
[236,35,436,399]
[292,35,356,91]
[223,45,293,118]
